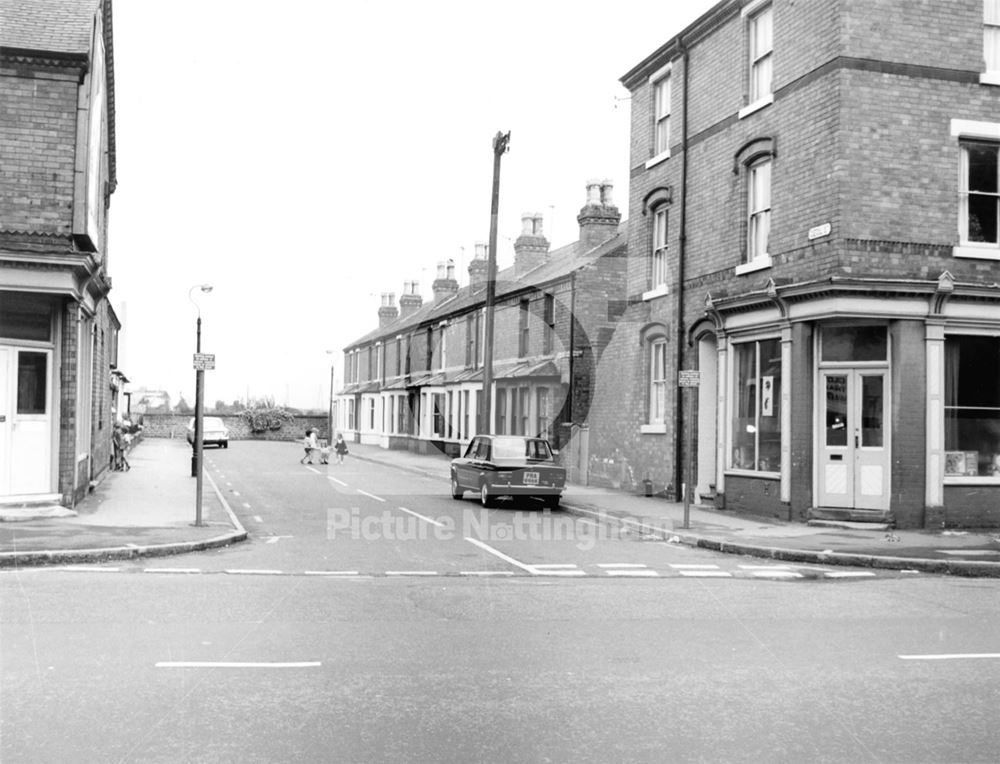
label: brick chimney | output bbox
[514,212,549,278]
[378,292,398,327]
[398,280,423,317]
[577,178,621,252]
[432,259,459,302]
[468,242,489,290]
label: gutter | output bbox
[674,37,690,501]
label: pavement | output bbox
[2,438,1000,576]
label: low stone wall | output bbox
[138,413,330,442]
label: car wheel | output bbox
[480,482,495,508]
[450,473,464,500]
[223,442,228,449]
[543,495,560,509]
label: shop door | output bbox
[818,370,889,510]
[1,348,52,496]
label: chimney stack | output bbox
[378,292,398,328]
[432,259,459,302]
[514,211,549,278]
[398,280,423,317]
[577,178,621,252]
[468,241,489,290]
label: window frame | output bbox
[641,337,668,434]
[952,120,1000,259]
[645,63,673,168]
[737,155,773,273]
[727,337,782,475]
[984,0,1000,85]
[739,0,774,119]
[651,206,668,291]
[943,331,1000,483]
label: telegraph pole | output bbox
[481,130,510,435]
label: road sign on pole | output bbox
[678,370,699,529]
[193,353,215,370]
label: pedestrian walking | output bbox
[301,428,319,465]
[334,432,349,464]
[112,423,130,471]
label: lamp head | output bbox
[200,285,213,293]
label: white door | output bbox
[1,348,53,496]
[818,370,889,510]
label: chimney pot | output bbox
[600,180,614,206]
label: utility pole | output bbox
[481,130,510,435]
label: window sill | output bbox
[725,469,780,479]
[738,94,774,120]
[944,476,1000,485]
[953,244,1000,261]
[980,72,1000,86]
[640,424,667,434]
[734,255,773,275]
[642,284,669,301]
[645,150,670,169]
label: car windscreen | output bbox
[492,437,551,460]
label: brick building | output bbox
[0,0,121,509]
[585,0,1000,528]
[336,183,627,465]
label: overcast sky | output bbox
[109,0,716,410]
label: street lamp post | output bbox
[481,130,510,435]
[189,283,213,526]
[326,350,335,443]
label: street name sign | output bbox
[193,353,215,370]
[678,370,700,387]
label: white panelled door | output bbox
[1,347,53,496]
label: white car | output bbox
[186,416,230,448]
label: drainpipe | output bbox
[674,36,690,502]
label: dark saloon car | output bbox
[450,435,566,508]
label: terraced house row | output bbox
[0,0,122,510]
[340,0,1000,529]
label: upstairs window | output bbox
[518,299,529,358]
[649,338,668,426]
[985,0,1000,83]
[747,157,772,266]
[543,294,555,354]
[960,142,999,248]
[654,73,671,156]
[748,4,773,103]
[652,206,668,290]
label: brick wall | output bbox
[0,65,79,233]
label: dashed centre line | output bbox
[356,489,385,502]
[397,506,447,527]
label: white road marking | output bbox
[356,489,385,502]
[304,571,359,576]
[824,571,876,578]
[459,571,516,576]
[156,661,321,669]
[669,564,720,570]
[224,569,284,575]
[678,570,733,578]
[532,563,579,570]
[606,569,659,577]
[464,537,536,574]
[899,653,1000,661]
[252,513,262,521]
[327,476,348,487]
[264,536,293,544]
[306,466,323,474]
[534,569,587,577]
[397,506,446,527]
[386,571,439,576]
[597,563,649,569]
[739,564,792,570]
[751,570,802,579]
[144,568,201,574]
[231,490,240,497]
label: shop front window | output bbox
[945,335,1000,477]
[730,339,781,472]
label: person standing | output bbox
[334,432,349,464]
[301,428,319,465]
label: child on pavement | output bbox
[334,432,348,464]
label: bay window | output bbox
[730,339,781,473]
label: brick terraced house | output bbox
[586,0,1000,528]
[337,183,626,468]
[0,0,121,509]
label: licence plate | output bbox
[523,471,539,486]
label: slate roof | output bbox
[0,0,101,54]
[344,222,628,352]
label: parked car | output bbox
[450,435,565,508]
[186,416,230,448]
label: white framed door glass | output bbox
[5,348,53,495]
[818,370,889,510]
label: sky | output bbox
[109,0,717,411]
